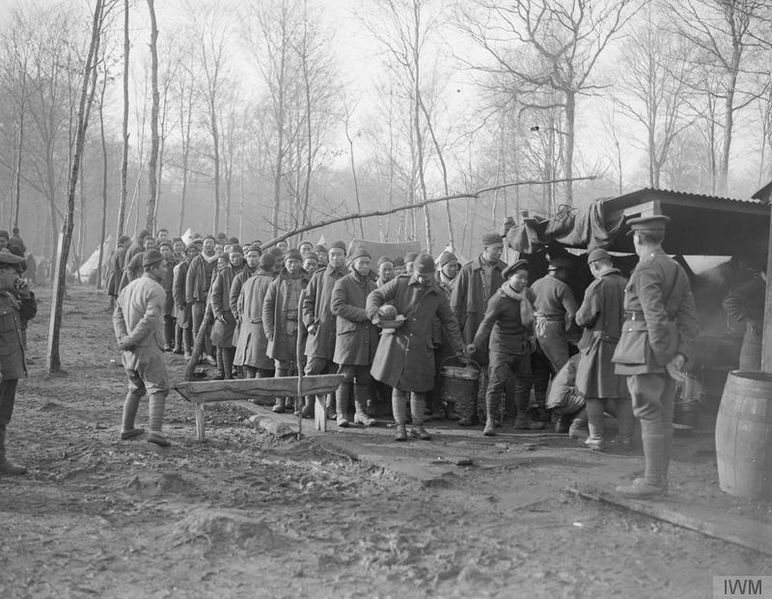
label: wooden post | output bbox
[46,231,65,373]
[761,202,772,372]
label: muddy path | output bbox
[1,285,769,598]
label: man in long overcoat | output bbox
[612,216,699,498]
[0,250,37,474]
[186,234,218,365]
[173,243,198,359]
[113,249,171,447]
[234,253,276,378]
[158,241,177,352]
[229,243,261,374]
[331,247,379,427]
[575,248,633,451]
[368,253,469,441]
[263,249,308,413]
[106,235,131,312]
[450,232,507,425]
[302,241,348,418]
[210,245,245,380]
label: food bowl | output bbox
[379,314,406,329]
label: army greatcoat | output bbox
[331,271,379,366]
[575,268,628,399]
[263,270,308,362]
[302,264,347,360]
[367,275,464,393]
[233,269,274,370]
[210,264,242,348]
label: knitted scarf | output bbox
[499,282,534,329]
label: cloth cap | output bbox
[376,256,393,267]
[203,234,216,243]
[246,243,262,254]
[329,240,346,252]
[547,256,572,270]
[627,215,671,235]
[439,252,458,267]
[0,249,25,265]
[285,248,302,261]
[259,253,276,269]
[230,244,244,256]
[404,251,418,263]
[348,246,371,261]
[269,246,284,258]
[587,248,611,264]
[192,237,204,246]
[413,252,435,274]
[229,236,239,244]
[185,242,200,251]
[158,240,172,249]
[393,256,404,267]
[142,249,164,267]
[502,259,529,279]
[315,244,327,253]
[0,230,9,240]
[482,232,502,247]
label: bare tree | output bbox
[117,0,130,240]
[145,0,159,233]
[458,0,641,205]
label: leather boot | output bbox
[213,348,225,380]
[483,389,498,436]
[272,397,286,413]
[0,430,26,475]
[173,326,183,354]
[584,398,605,451]
[336,383,351,427]
[392,390,408,441]
[616,419,667,498]
[410,393,431,440]
[353,384,375,426]
[121,391,143,440]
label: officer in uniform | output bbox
[612,216,699,498]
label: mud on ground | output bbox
[1,285,770,598]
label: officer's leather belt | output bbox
[624,310,676,322]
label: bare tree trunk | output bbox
[344,105,364,238]
[417,94,452,248]
[12,65,26,230]
[49,0,104,374]
[97,62,108,289]
[117,0,130,239]
[146,0,159,233]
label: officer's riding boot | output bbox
[410,392,431,440]
[0,429,26,475]
[336,383,351,427]
[391,390,408,441]
[353,384,375,426]
[120,391,144,440]
[617,419,666,498]
[583,398,605,451]
[483,391,497,436]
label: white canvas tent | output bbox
[77,236,112,280]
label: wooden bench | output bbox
[174,374,344,441]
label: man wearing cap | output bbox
[469,259,542,434]
[123,230,151,272]
[158,241,177,351]
[302,253,319,274]
[112,249,172,447]
[0,230,10,252]
[173,243,198,359]
[612,215,699,498]
[403,252,418,275]
[0,250,37,474]
[376,257,395,287]
[436,252,460,293]
[330,247,379,427]
[120,236,157,291]
[230,243,262,366]
[264,249,308,412]
[315,244,329,268]
[451,232,507,425]
[368,253,470,441]
[575,248,633,450]
[302,241,348,418]
[234,253,276,380]
[210,244,245,379]
[298,241,315,260]
[722,260,766,371]
[186,235,218,366]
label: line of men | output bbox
[109,214,698,499]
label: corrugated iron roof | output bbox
[609,187,764,206]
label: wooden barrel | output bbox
[715,371,772,500]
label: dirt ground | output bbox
[1,285,770,599]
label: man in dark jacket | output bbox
[450,232,507,425]
[470,259,541,435]
[302,241,348,418]
[331,247,379,427]
[722,266,766,371]
[0,250,37,474]
[106,235,131,311]
[158,241,177,351]
[612,216,699,498]
[173,243,198,358]
[575,249,633,451]
[368,253,470,441]
[210,245,245,379]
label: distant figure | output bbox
[722,266,766,371]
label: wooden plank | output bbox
[568,485,772,556]
[174,374,344,403]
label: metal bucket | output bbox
[439,359,480,412]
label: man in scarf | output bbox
[186,235,219,366]
[210,244,245,380]
[173,243,198,359]
[376,256,395,287]
[469,259,543,434]
[234,253,276,380]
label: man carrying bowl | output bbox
[367,253,472,441]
